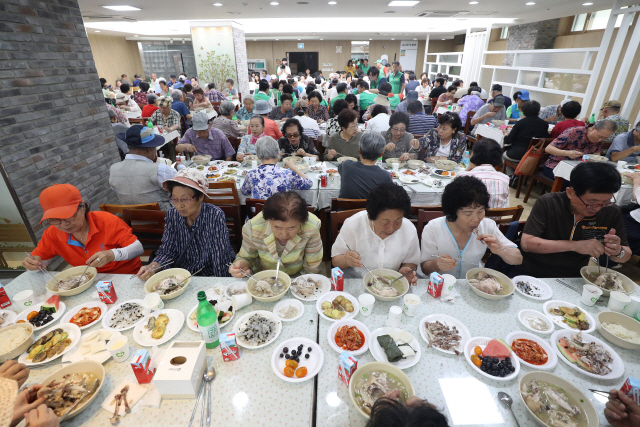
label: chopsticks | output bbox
[590,389,640,406]
[555,279,581,293]
[175,266,206,287]
[387,267,417,287]
[345,244,377,279]
[25,252,61,287]
[134,260,174,279]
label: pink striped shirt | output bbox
[457,165,510,209]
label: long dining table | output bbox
[4,270,640,426]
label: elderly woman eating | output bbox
[411,112,467,163]
[211,101,242,139]
[229,191,322,277]
[236,96,255,121]
[325,108,363,160]
[192,87,213,109]
[420,175,522,278]
[381,112,420,161]
[237,116,266,161]
[240,136,313,200]
[307,91,329,123]
[277,118,320,160]
[23,184,143,274]
[137,169,236,279]
[269,93,294,120]
[332,183,419,284]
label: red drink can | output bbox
[320,174,327,187]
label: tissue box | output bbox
[0,285,11,309]
[153,341,206,399]
[427,272,444,298]
[220,332,239,362]
[96,281,117,304]
[621,376,640,397]
[331,267,344,292]
[338,351,357,385]
[131,349,155,384]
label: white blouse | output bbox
[332,210,420,278]
[420,216,517,279]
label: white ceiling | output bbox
[80,0,632,38]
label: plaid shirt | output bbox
[134,91,148,106]
[416,129,467,163]
[538,104,564,125]
[106,104,130,126]
[545,126,602,170]
[598,114,630,143]
[150,109,180,129]
[206,90,225,103]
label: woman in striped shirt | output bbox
[229,191,323,277]
[137,169,236,279]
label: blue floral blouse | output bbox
[240,164,313,200]
[237,134,258,155]
[236,107,254,121]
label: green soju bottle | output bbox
[196,291,219,348]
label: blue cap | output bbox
[519,89,530,101]
[117,125,166,148]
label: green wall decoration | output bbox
[197,48,237,88]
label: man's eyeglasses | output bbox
[169,196,196,205]
[577,194,616,209]
[44,203,84,226]
[286,132,300,138]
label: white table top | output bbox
[553,160,633,206]
[475,124,506,147]
[5,273,317,427]
[124,111,141,119]
[436,105,460,115]
[154,130,180,150]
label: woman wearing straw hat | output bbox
[22,184,143,274]
[137,169,236,280]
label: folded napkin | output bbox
[101,379,147,416]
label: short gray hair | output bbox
[255,136,280,161]
[359,131,386,161]
[244,95,255,104]
[219,101,235,115]
[147,93,157,104]
[595,119,617,132]
[171,90,182,101]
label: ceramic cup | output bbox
[386,306,402,328]
[441,274,456,297]
[309,157,317,166]
[232,293,252,310]
[581,284,603,306]
[623,295,640,317]
[303,157,311,165]
[402,294,420,317]
[609,291,632,313]
[358,294,375,317]
[13,290,34,309]
[143,292,164,311]
[392,163,400,172]
[107,335,130,362]
[251,160,258,169]
[618,160,628,170]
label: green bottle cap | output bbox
[197,291,206,300]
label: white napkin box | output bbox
[153,341,206,398]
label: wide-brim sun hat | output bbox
[254,100,272,115]
[117,125,166,148]
[162,168,209,197]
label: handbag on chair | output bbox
[514,140,545,176]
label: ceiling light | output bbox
[297,38,301,40]
[582,2,593,4]
[320,38,323,40]
[275,38,279,40]
[134,34,138,37]
[253,39,257,41]
[213,2,223,5]
[95,30,101,32]
[525,1,535,4]
[328,1,337,4]
[270,1,279,4]
[101,5,140,11]
[469,1,479,3]
[442,38,445,40]
[413,38,417,40]
[387,1,420,5]
[369,38,373,40]
[391,38,395,40]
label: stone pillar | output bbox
[0,0,120,239]
[190,21,249,100]
[503,18,560,66]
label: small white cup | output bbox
[232,293,252,310]
[618,160,628,170]
[581,284,603,306]
[392,162,399,172]
[303,157,311,165]
[309,157,317,166]
[358,294,375,317]
[251,160,258,169]
[609,291,632,313]
[13,290,34,309]
[386,305,402,328]
[623,296,640,317]
[402,294,420,317]
[441,274,456,297]
[143,292,164,311]
[107,335,130,362]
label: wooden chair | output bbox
[416,210,445,244]
[122,209,166,257]
[430,98,438,115]
[329,209,365,249]
[217,205,242,252]
[312,138,325,159]
[464,110,476,143]
[485,205,524,225]
[498,220,526,239]
[207,182,240,206]
[246,198,314,219]
[136,102,145,111]
[522,140,555,203]
[407,205,442,227]
[179,116,188,137]
[212,102,222,114]
[128,118,146,125]
[99,202,161,217]
[331,198,367,211]
[227,136,241,156]
[502,137,553,198]
[0,224,34,268]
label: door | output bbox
[287,52,319,76]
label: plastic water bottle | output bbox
[147,118,153,129]
[196,291,219,349]
[462,151,470,168]
[376,156,383,168]
[589,113,595,124]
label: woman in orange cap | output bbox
[21,184,143,274]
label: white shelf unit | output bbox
[424,52,463,82]
[478,48,599,107]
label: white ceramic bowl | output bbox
[362,269,409,301]
[271,337,323,383]
[316,291,360,322]
[434,159,457,170]
[580,266,636,297]
[348,362,415,419]
[464,336,520,381]
[419,313,471,355]
[38,360,105,419]
[242,155,262,166]
[144,268,191,300]
[337,156,358,164]
[224,281,248,300]
[369,327,422,370]
[519,371,599,427]
[283,156,303,165]
[192,154,212,165]
[505,330,557,370]
[0,323,34,363]
[596,310,640,350]
[246,270,291,303]
[587,155,608,162]
[621,171,633,185]
[543,300,596,333]
[465,268,515,300]
[327,318,370,355]
[407,160,425,170]
[512,275,553,301]
[46,266,98,297]
[551,329,624,380]
[517,309,554,335]
[233,310,282,349]
[273,299,304,322]
[385,158,406,168]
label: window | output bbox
[500,27,509,39]
[588,9,611,30]
[572,13,587,32]
[571,6,634,33]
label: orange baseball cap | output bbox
[39,184,83,223]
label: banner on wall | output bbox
[399,41,418,72]
[190,25,238,87]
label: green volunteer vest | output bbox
[359,92,376,111]
[389,71,402,94]
[361,65,370,74]
[389,94,401,110]
[255,92,271,103]
[330,93,347,111]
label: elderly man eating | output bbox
[470,95,507,134]
[171,91,192,121]
[192,88,213,110]
[211,101,243,138]
[178,112,235,161]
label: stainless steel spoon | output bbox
[201,366,216,427]
[498,392,522,427]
